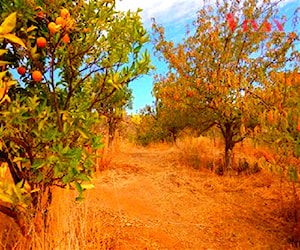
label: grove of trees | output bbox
[0,0,299,242]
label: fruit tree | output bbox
[152,0,299,169]
[0,0,151,233]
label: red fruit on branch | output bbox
[227,13,233,20]
[32,70,43,82]
[36,37,47,48]
[17,66,26,76]
[62,34,70,43]
[243,20,248,32]
[265,20,271,32]
[273,19,283,31]
[268,110,273,122]
[251,20,258,31]
[227,13,236,31]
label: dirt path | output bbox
[83,144,297,249]
[1,144,297,249]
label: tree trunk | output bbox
[0,150,23,184]
[222,122,235,170]
[108,118,115,148]
[225,141,233,170]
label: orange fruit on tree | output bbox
[48,22,58,34]
[36,37,47,48]
[297,119,300,132]
[55,16,66,27]
[36,11,44,19]
[17,66,26,76]
[60,8,70,19]
[267,110,273,122]
[32,70,43,82]
[62,34,70,43]
[83,28,90,33]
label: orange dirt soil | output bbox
[1,143,300,249]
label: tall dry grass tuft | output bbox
[0,188,118,250]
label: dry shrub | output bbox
[95,137,124,172]
[95,146,113,172]
[176,136,224,172]
[176,137,266,175]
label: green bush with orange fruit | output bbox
[0,0,151,235]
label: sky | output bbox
[116,0,299,114]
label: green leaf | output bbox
[78,128,90,139]
[62,176,69,184]
[36,172,43,183]
[75,196,85,202]
[78,173,90,182]
[0,12,17,35]
[75,182,83,196]
[32,160,46,169]
[289,167,298,182]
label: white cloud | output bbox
[116,0,298,27]
[116,0,203,26]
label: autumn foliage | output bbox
[152,0,299,170]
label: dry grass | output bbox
[176,136,224,170]
[175,136,283,175]
[1,137,300,249]
[0,188,121,250]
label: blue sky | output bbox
[116,0,299,114]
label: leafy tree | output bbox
[94,84,133,147]
[0,0,150,233]
[152,0,299,169]
[132,103,198,145]
[257,71,300,178]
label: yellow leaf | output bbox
[31,44,37,57]
[0,94,10,105]
[30,188,40,193]
[26,25,37,33]
[0,86,7,101]
[23,181,31,192]
[1,34,27,48]
[0,193,13,204]
[6,80,16,87]
[0,60,10,66]
[0,162,8,177]
[81,184,95,190]
[17,202,28,210]
[0,71,7,79]
[240,123,246,135]
[0,49,7,56]
[0,12,17,35]
[13,157,23,163]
